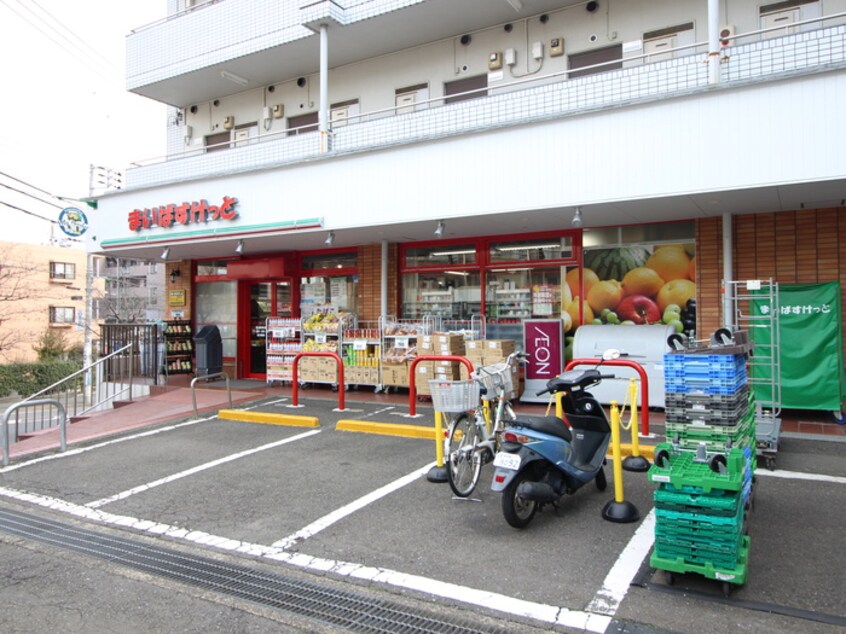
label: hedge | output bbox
[0,361,83,399]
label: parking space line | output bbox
[756,469,846,484]
[272,462,435,550]
[0,484,611,632]
[0,416,215,474]
[586,509,656,616]
[84,429,322,509]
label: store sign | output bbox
[58,207,88,237]
[128,195,238,232]
[522,319,564,404]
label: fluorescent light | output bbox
[444,270,470,276]
[220,70,249,86]
[506,0,523,11]
[430,249,475,257]
[495,243,561,251]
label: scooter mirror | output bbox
[602,348,621,361]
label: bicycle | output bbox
[435,351,528,498]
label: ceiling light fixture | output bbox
[160,247,170,260]
[220,70,249,86]
[324,231,335,246]
[434,220,445,238]
[235,239,244,254]
[506,0,524,11]
[571,207,583,228]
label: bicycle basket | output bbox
[474,362,513,400]
[429,380,480,413]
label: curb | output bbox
[336,420,437,439]
[218,409,319,427]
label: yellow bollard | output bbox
[602,400,640,523]
[622,377,651,472]
[426,411,449,483]
[555,391,565,421]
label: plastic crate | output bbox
[664,353,746,376]
[429,380,480,413]
[650,535,750,585]
[664,390,753,426]
[665,387,751,411]
[656,502,745,529]
[648,444,748,493]
[664,373,747,395]
[654,487,741,515]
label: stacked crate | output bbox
[649,350,755,590]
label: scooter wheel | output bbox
[502,470,538,529]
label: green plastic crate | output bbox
[650,535,751,586]
[648,445,748,493]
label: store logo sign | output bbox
[58,207,89,237]
[525,320,562,380]
[128,196,238,232]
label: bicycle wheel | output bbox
[446,412,482,497]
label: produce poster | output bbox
[569,243,696,335]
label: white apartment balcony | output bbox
[124,19,846,200]
[127,0,572,106]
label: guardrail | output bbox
[190,372,232,417]
[407,355,476,418]
[2,399,67,467]
[291,352,347,411]
[565,358,651,436]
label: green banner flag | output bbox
[750,282,846,411]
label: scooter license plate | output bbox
[493,452,521,470]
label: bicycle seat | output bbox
[510,415,572,442]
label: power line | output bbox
[0,199,57,224]
[0,181,63,209]
[0,0,120,86]
[0,170,61,202]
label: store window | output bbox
[300,251,357,316]
[489,236,573,263]
[195,281,237,358]
[404,244,477,267]
[402,271,482,321]
[196,260,230,276]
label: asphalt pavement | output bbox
[0,393,844,633]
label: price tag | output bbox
[315,333,327,344]
[353,339,367,351]
[395,336,410,349]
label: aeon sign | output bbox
[522,319,564,403]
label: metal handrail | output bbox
[2,399,67,466]
[190,372,232,417]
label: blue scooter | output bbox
[491,350,618,528]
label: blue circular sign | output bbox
[58,207,88,237]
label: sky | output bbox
[0,0,167,246]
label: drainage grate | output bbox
[0,505,511,634]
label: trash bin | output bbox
[193,325,223,376]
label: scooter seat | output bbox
[511,415,572,442]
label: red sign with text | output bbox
[128,196,238,232]
[524,319,563,381]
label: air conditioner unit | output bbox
[719,24,736,48]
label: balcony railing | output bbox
[125,16,846,191]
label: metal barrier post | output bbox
[565,357,651,436]
[407,355,475,418]
[623,377,650,472]
[190,372,232,418]
[601,401,640,523]
[291,351,347,411]
[2,399,68,467]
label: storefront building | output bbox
[92,1,846,400]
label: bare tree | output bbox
[0,243,41,360]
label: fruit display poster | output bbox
[574,243,696,335]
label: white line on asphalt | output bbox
[271,462,434,549]
[586,509,656,616]
[244,398,289,409]
[755,468,846,484]
[84,429,322,508]
[0,485,610,632]
[0,416,216,474]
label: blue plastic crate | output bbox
[665,373,747,395]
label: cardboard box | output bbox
[382,362,409,386]
[485,339,516,354]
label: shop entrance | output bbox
[240,280,295,379]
